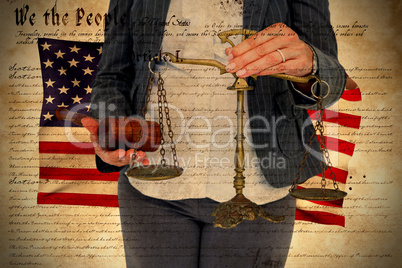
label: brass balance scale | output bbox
[126,29,347,229]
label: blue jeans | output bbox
[118,174,296,268]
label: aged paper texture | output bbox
[0,0,400,267]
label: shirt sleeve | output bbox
[288,0,346,110]
[89,0,135,173]
[90,0,135,120]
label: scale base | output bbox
[290,188,347,201]
[211,194,285,229]
[126,165,183,181]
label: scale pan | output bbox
[290,188,347,201]
[126,165,183,181]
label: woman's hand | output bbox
[82,117,149,167]
[225,23,314,78]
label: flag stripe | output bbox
[37,192,118,207]
[39,142,95,154]
[308,199,344,208]
[340,88,362,101]
[311,121,360,139]
[40,153,97,169]
[307,110,361,129]
[295,209,345,227]
[298,177,346,191]
[295,200,343,215]
[326,150,351,171]
[298,178,341,190]
[300,167,348,187]
[318,167,348,184]
[38,179,117,195]
[317,135,355,156]
[39,127,91,143]
[40,167,119,181]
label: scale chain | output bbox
[317,99,328,192]
[142,73,155,118]
[316,97,340,191]
[289,95,341,193]
[157,74,167,166]
[157,73,179,168]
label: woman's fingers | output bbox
[132,150,150,166]
[227,24,281,58]
[225,23,313,78]
[230,48,297,78]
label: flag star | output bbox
[58,86,69,94]
[55,50,66,59]
[68,58,79,67]
[83,67,94,75]
[71,78,80,87]
[43,59,54,68]
[45,78,56,88]
[84,85,92,94]
[86,105,91,112]
[58,66,67,76]
[97,46,102,55]
[72,95,83,104]
[45,95,55,104]
[69,45,81,53]
[41,42,51,51]
[43,112,54,121]
[84,54,95,62]
[57,102,69,108]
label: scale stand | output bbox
[210,77,285,228]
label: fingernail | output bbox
[227,53,234,62]
[225,47,232,56]
[226,62,237,72]
[236,69,247,77]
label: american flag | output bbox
[37,38,361,227]
[37,38,119,207]
[295,77,362,227]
